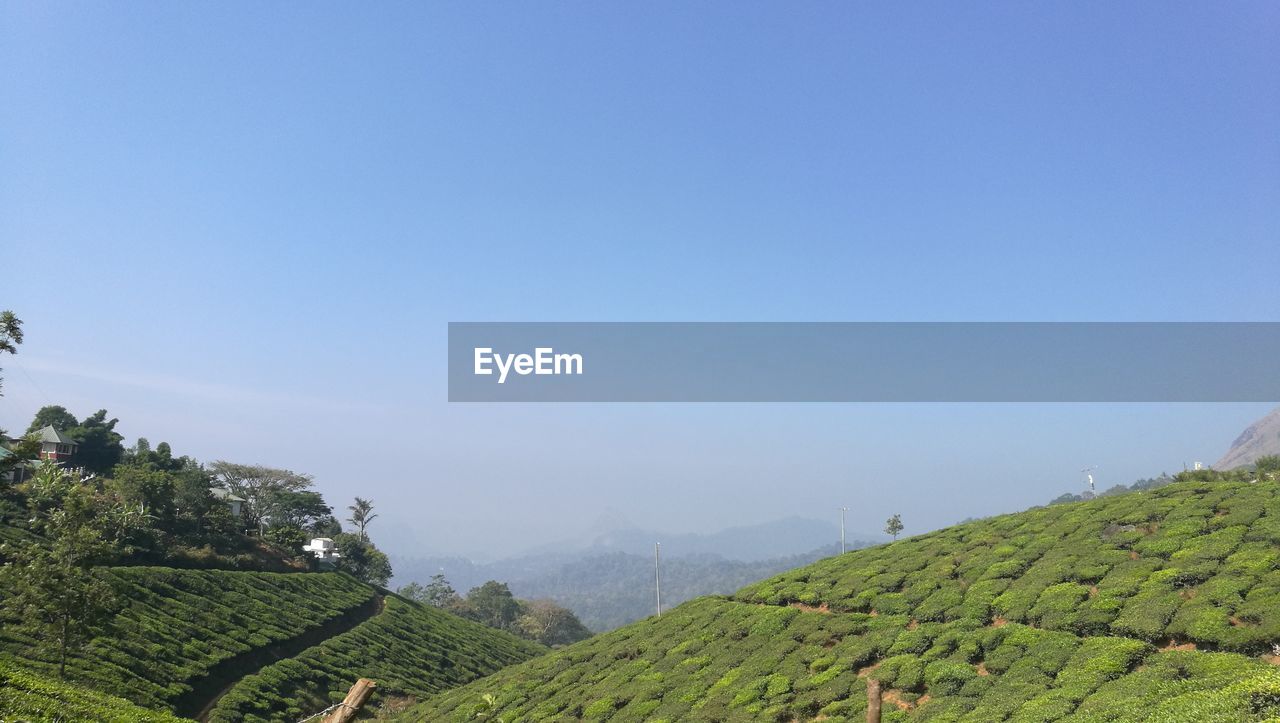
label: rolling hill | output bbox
[0,567,543,721]
[395,477,1280,722]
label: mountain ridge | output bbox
[1216,405,1280,470]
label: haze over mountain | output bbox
[1216,405,1280,470]
[392,516,881,630]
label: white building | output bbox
[302,537,341,561]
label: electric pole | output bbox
[654,542,662,617]
[839,506,849,554]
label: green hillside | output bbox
[208,595,545,722]
[0,659,186,723]
[398,478,1280,722]
[0,567,375,711]
[0,566,543,720]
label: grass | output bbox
[397,478,1280,722]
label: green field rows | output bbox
[736,480,1280,651]
[399,479,1280,722]
[0,659,187,723]
[0,567,375,710]
[208,594,546,722]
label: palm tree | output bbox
[347,497,378,540]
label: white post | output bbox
[840,507,848,554]
[654,542,662,617]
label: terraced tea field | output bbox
[399,479,1280,722]
[208,595,545,722]
[0,659,187,723]
[0,567,376,711]
[0,566,544,721]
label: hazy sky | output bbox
[2,3,1277,559]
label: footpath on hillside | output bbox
[173,594,386,722]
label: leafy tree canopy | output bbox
[27,405,78,434]
[0,310,23,396]
[333,532,392,587]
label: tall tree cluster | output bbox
[398,575,592,647]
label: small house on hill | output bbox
[1,426,77,484]
[35,425,77,462]
[303,537,341,566]
[210,487,246,518]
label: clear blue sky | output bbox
[2,3,1277,558]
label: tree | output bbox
[456,581,522,632]
[172,466,218,535]
[0,310,22,396]
[208,461,314,535]
[263,489,331,531]
[111,463,176,522]
[399,573,461,608]
[885,513,904,541]
[347,497,378,540]
[516,599,592,646]
[265,524,308,553]
[310,514,343,537]
[1256,455,1280,481]
[0,463,119,678]
[333,532,392,586]
[27,405,78,434]
[397,581,428,601]
[424,573,461,607]
[0,431,39,486]
[67,410,125,475]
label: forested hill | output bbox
[511,548,844,632]
[398,470,1280,722]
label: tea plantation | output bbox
[399,478,1280,721]
[0,567,376,711]
[0,659,187,723]
[208,594,546,722]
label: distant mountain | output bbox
[509,546,846,631]
[1216,405,1280,470]
[394,543,862,632]
[392,515,884,631]
[586,515,872,562]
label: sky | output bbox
[2,3,1278,560]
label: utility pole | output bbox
[654,542,662,617]
[839,506,849,554]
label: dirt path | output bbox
[174,594,386,722]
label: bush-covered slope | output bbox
[0,567,376,711]
[208,594,545,722]
[0,659,188,723]
[399,479,1280,722]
